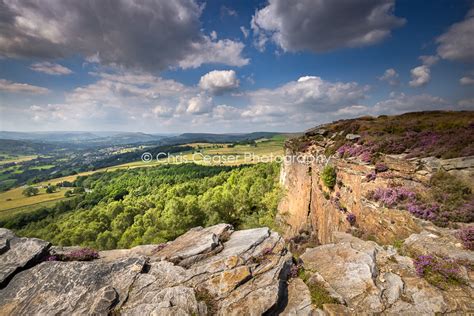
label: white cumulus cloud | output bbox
[409,65,431,87]
[379,68,399,86]
[460,76,474,85]
[199,70,239,95]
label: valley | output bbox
[0,111,473,315]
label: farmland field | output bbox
[0,186,68,212]
[0,155,37,165]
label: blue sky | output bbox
[0,0,473,133]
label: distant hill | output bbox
[159,132,283,145]
[0,131,166,146]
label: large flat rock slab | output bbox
[0,257,146,315]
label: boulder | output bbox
[299,232,474,314]
[403,228,474,264]
[345,133,361,140]
[0,228,50,287]
[301,235,383,312]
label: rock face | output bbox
[277,152,423,245]
[0,225,292,315]
[0,228,50,287]
[277,141,474,245]
[299,232,474,314]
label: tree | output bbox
[45,184,57,194]
[22,186,39,197]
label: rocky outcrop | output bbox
[1,224,473,315]
[298,232,474,314]
[0,228,50,287]
[277,140,474,245]
[277,152,424,245]
[0,224,292,315]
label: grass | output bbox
[0,198,73,222]
[30,164,56,170]
[0,155,37,165]
[298,268,338,308]
[0,186,68,212]
[95,136,286,169]
[295,111,474,159]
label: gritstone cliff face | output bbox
[277,113,474,247]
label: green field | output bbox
[0,155,37,165]
[0,198,74,222]
[30,164,56,170]
[0,186,68,212]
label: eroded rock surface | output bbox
[299,232,474,315]
[0,228,50,287]
[0,225,291,315]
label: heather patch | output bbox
[457,226,474,250]
[413,255,466,289]
[47,248,99,261]
[322,111,474,159]
[367,171,473,226]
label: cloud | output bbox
[251,0,405,53]
[185,94,214,114]
[242,75,369,125]
[373,92,448,114]
[220,6,238,18]
[0,79,49,94]
[460,76,474,85]
[212,104,242,120]
[419,55,439,66]
[409,55,439,87]
[177,36,249,69]
[30,104,67,121]
[199,70,239,95]
[409,65,431,87]
[4,70,461,132]
[437,8,474,63]
[0,0,247,70]
[240,26,250,39]
[378,68,399,86]
[30,62,73,75]
[458,98,474,109]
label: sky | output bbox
[0,0,473,133]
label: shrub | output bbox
[48,248,99,261]
[375,163,389,173]
[321,165,337,189]
[346,213,356,226]
[430,171,471,208]
[22,186,39,197]
[366,171,376,182]
[406,202,439,221]
[457,226,474,250]
[298,268,338,308]
[413,255,465,289]
[369,187,416,207]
